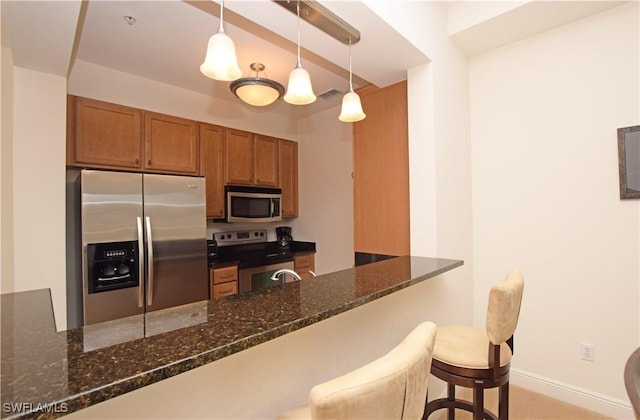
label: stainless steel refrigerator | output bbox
[66,169,208,327]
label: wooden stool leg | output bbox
[447,383,455,420]
[473,385,483,420]
[499,382,509,420]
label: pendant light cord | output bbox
[296,0,302,68]
[348,39,353,92]
[218,0,225,33]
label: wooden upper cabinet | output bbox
[70,96,143,169]
[254,135,279,187]
[200,123,225,218]
[279,139,298,218]
[224,129,254,185]
[144,112,199,175]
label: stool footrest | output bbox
[424,397,499,420]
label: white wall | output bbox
[11,66,67,328]
[290,105,355,274]
[365,0,474,324]
[470,3,639,415]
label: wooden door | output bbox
[279,139,298,218]
[353,81,410,256]
[144,112,199,174]
[70,96,142,170]
[254,135,279,187]
[200,123,225,218]
[224,129,254,185]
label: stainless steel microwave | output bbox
[225,186,282,223]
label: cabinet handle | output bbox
[219,274,230,279]
[135,158,140,165]
[148,159,151,166]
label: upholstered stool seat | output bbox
[277,321,438,420]
[433,325,512,370]
[424,269,524,420]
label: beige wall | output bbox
[290,104,355,274]
[470,3,639,415]
[11,67,68,328]
[1,41,15,294]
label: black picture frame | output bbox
[618,125,640,199]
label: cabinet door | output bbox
[200,123,225,218]
[254,135,279,187]
[354,81,409,256]
[279,140,298,217]
[144,112,199,174]
[225,129,254,185]
[71,96,142,169]
[294,252,315,279]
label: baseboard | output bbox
[511,368,634,419]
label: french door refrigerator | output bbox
[68,169,208,327]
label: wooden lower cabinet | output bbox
[294,252,315,279]
[210,264,238,299]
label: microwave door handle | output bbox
[145,216,154,307]
[270,199,275,217]
[136,217,144,308]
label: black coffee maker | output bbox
[276,226,293,250]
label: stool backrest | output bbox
[486,268,525,345]
[309,321,438,419]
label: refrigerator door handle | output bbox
[136,217,145,308]
[145,216,154,306]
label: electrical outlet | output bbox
[581,343,595,362]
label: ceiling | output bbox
[69,0,428,118]
[2,1,626,120]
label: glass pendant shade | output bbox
[339,91,366,122]
[200,32,242,81]
[284,67,316,105]
[200,0,241,81]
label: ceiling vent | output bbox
[318,89,342,100]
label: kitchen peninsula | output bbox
[1,256,462,419]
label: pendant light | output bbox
[284,1,316,105]
[230,62,285,106]
[339,40,366,122]
[200,0,242,81]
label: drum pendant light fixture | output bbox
[231,62,285,106]
[200,0,242,81]
[338,40,366,122]
[284,0,316,105]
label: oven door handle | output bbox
[136,217,144,308]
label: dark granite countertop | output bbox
[1,256,462,419]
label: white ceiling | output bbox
[68,0,427,118]
[2,0,626,119]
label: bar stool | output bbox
[277,321,438,419]
[424,269,524,420]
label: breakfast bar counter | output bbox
[1,256,463,419]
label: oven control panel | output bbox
[214,230,267,246]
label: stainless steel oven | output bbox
[238,261,295,293]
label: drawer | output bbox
[212,281,238,299]
[211,265,238,284]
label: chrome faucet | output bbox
[271,269,302,282]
